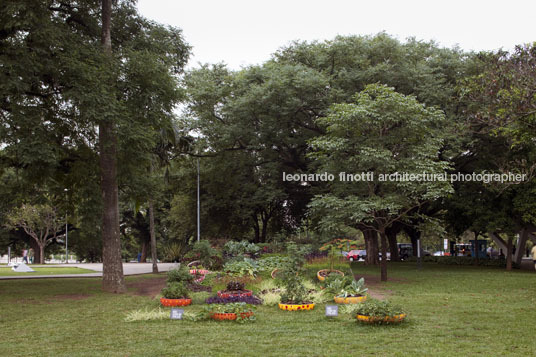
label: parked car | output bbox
[347,249,366,261]
[433,251,451,256]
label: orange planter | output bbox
[334,296,367,304]
[356,313,406,323]
[278,303,315,311]
[210,312,254,321]
[160,298,192,307]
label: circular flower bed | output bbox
[317,269,344,282]
[334,295,367,304]
[356,313,406,324]
[160,298,192,307]
[278,303,315,311]
[217,289,253,298]
[210,312,254,321]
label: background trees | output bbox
[1,5,533,279]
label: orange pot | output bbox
[160,298,192,307]
[210,312,254,321]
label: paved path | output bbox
[0,262,179,280]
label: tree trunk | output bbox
[363,230,379,265]
[506,236,513,271]
[406,227,420,258]
[252,214,260,243]
[100,0,126,293]
[149,200,158,273]
[379,229,388,282]
[386,228,400,261]
[140,240,148,262]
[30,239,41,264]
[39,243,45,264]
[474,231,479,266]
[260,215,269,243]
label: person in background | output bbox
[22,249,28,263]
[29,248,34,264]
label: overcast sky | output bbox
[137,0,536,70]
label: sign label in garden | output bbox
[325,305,338,317]
[170,308,184,320]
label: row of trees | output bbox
[1,1,535,288]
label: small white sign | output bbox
[444,239,448,250]
[325,305,338,317]
[170,308,184,320]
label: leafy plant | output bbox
[278,243,311,304]
[206,302,256,323]
[188,240,218,268]
[348,298,404,318]
[223,258,259,276]
[163,242,188,262]
[256,256,290,271]
[226,281,245,291]
[324,277,368,297]
[166,265,194,284]
[343,278,368,297]
[223,240,262,258]
[161,282,190,299]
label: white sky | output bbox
[137,0,536,70]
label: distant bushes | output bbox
[405,256,506,267]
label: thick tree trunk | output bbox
[406,227,421,258]
[100,0,125,293]
[149,200,158,273]
[379,229,388,282]
[363,230,379,265]
[30,239,41,264]
[506,236,513,271]
[386,228,400,261]
[39,243,45,264]
[252,214,260,243]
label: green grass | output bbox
[0,263,535,356]
[0,267,96,276]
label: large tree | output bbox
[0,1,189,291]
[308,84,453,281]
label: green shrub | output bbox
[278,243,310,304]
[348,298,404,318]
[405,256,506,267]
[186,240,219,269]
[163,242,188,262]
[223,258,259,276]
[161,282,190,299]
[324,277,367,297]
[166,265,194,284]
[223,240,261,257]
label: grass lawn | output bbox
[0,262,535,356]
[0,267,96,276]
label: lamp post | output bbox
[64,188,68,264]
[197,158,200,242]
